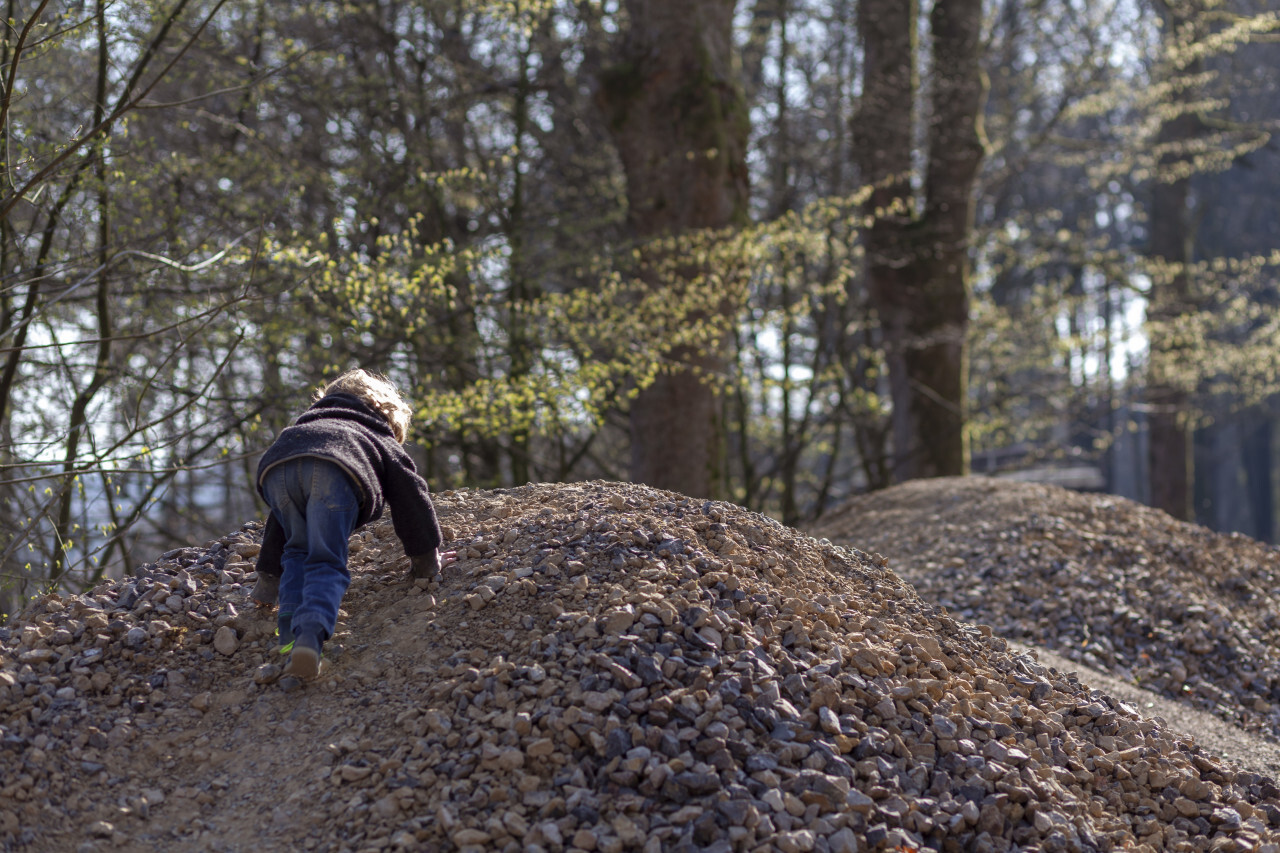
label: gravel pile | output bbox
[812,476,1280,742]
[2,480,1280,852]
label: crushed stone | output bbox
[813,476,1280,742]
[0,480,1278,852]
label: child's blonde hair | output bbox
[315,368,413,444]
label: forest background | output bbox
[3,0,1279,617]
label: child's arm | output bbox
[384,457,444,559]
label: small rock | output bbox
[18,648,56,665]
[254,663,282,685]
[373,795,400,818]
[571,828,599,850]
[776,830,817,853]
[213,626,239,655]
[340,764,374,782]
[452,828,491,846]
[1175,797,1202,817]
[601,606,636,634]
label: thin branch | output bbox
[0,0,229,220]
[0,0,52,145]
[0,231,266,346]
[0,451,260,485]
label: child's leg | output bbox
[261,476,311,650]
[289,459,360,649]
[276,518,310,650]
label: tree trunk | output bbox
[1146,147,1194,520]
[1145,0,1200,522]
[1243,416,1274,543]
[854,0,983,482]
[600,0,748,499]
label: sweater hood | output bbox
[296,393,396,440]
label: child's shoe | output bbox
[283,630,323,681]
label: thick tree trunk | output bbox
[853,0,915,479]
[854,0,983,482]
[1146,0,1200,522]
[600,0,748,499]
[914,0,983,478]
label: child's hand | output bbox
[250,573,280,608]
[410,552,440,580]
[410,548,457,581]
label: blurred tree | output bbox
[853,0,986,481]
[1139,0,1277,522]
[1145,0,1203,521]
[1180,0,1280,539]
[967,0,1149,484]
[597,0,749,500]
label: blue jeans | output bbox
[261,457,361,644]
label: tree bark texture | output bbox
[1145,0,1201,522]
[854,0,984,482]
[600,0,748,499]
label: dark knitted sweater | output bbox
[255,393,442,578]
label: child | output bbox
[251,368,446,680]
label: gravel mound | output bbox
[3,480,1280,852]
[811,476,1280,744]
